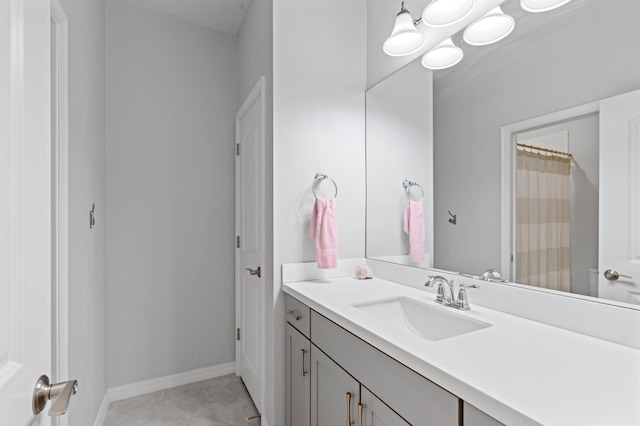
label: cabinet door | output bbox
[311,344,360,426]
[286,324,311,426]
[360,387,410,426]
[463,401,504,426]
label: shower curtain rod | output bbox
[517,143,573,158]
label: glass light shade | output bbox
[463,7,515,46]
[422,0,475,27]
[521,0,573,13]
[421,38,464,69]
[383,10,426,56]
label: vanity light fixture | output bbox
[421,38,464,70]
[422,0,475,28]
[521,0,573,13]
[463,7,515,46]
[383,2,426,57]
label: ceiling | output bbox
[115,0,249,35]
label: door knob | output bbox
[32,375,78,416]
[245,266,261,278]
[604,269,632,281]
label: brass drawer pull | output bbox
[346,392,354,425]
[300,349,307,377]
[358,402,366,426]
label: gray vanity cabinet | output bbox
[310,343,360,426]
[311,310,458,425]
[286,294,500,426]
[285,295,312,426]
[285,323,311,426]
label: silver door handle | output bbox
[245,266,261,278]
[33,375,78,416]
[604,269,632,281]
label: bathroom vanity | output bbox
[282,262,640,426]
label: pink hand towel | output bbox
[309,197,338,269]
[403,200,424,261]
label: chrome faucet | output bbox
[480,269,504,282]
[425,275,479,310]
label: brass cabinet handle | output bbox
[300,349,307,377]
[286,309,302,321]
[346,392,354,426]
[358,402,366,426]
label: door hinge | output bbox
[236,328,241,341]
[236,143,240,156]
[236,236,240,248]
[511,254,514,263]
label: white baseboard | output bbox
[104,362,236,406]
[93,392,110,426]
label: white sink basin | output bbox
[352,296,491,341]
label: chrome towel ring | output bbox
[313,173,338,198]
[403,179,424,202]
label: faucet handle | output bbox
[457,283,480,311]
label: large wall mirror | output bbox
[365,0,640,308]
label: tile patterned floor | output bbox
[103,374,260,426]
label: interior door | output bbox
[235,77,266,414]
[0,0,52,424]
[599,88,640,304]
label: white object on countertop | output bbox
[355,264,373,280]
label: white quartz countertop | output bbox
[283,276,640,426]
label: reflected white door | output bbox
[235,77,265,414]
[599,89,640,304]
[0,0,52,424]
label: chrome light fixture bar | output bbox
[383,2,426,57]
[383,0,573,70]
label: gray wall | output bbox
[60,0,108,424]
[237,0,275,424]
[106,0,237,387]
[273,0,366,424]
[433,0,640,274]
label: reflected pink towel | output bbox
[309,197,338,269]
[403,200,424,261]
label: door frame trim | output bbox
[235,76,266,414]
[51,4,69,426]
[499,100,600,281]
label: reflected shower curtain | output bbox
[516,149,571,292]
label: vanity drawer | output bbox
[285,294,311,338]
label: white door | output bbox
[1,0,52,424]
[599,89,640,305]
[235,77,266,414]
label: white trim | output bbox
[92,393,110,426]
[50,3,69,426]
[107,362,236,403]
[10,0,26,366]
[500,101,600,281]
